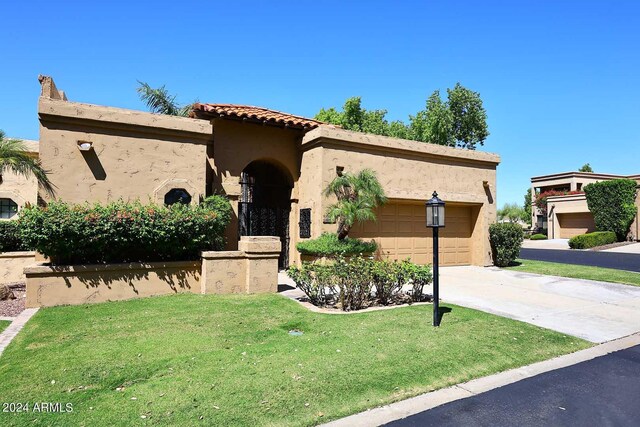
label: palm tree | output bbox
[136,81,194,117]
[323,169,387,239]
[0,130,55,196]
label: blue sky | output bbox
[2,1,639,206]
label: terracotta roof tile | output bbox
[191,103,324,130]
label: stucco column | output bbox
[238,236,281,293]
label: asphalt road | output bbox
[520,248,640,273]
[385,345,640,427]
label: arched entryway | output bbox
[239,160,292,269]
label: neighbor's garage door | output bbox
[557,213,596,238]
[350,202,474,266]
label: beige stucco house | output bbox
[32,76,500,268]
[0,139,39,220]
[531,172,640,239]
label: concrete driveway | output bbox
[522,238,569,250]
[440,266,640,343]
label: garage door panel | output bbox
[351,201,474,266]
[557,213,596,238]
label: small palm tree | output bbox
[136,81,194,117]
[323,169,387,240]
[0,130,55,196]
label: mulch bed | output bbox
[588,242,635,251]
[0,283,26,318]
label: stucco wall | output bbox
[38,98,212,205]
[298,127,499,266]
[0,140,38,219]
[0,252,36,284]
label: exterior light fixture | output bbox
[77,141,93,151]
[426,191,445,327]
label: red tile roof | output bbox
[191,103,324,130]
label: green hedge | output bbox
[296,232,377,257]
[530,233,548,240]
[568,231,617,249]
[584,179,638,241]
[0,221,31,252]
[287,256,432,310]
[18,196,231,265]
[489,222,524,267]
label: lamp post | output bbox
[426,191,445,327]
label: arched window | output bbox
[164,188,192,206]
[0,198,18,219]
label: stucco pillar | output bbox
[238,236,281,293]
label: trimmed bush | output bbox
[287,257,432,311]
[530,233,548,240]
[489,222,524,267]
[18,198,232,265]
[0,221,30,252]
[568,231,617,249]
[296,232,377,257]
[584,179,638,241]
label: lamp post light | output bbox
[426,191,445,327]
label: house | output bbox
[0,139,39,220]
[33,76,500,267]
[531,172,640,239]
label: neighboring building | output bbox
[36,76,500,267]
[0,139,39,220]
[531,172,640,239]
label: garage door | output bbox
[557,213,596,238]
[350,202,474,266]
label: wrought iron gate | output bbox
[239,171,291,270]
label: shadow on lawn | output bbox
[438,306,453,325]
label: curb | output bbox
[0,308,39,356]
[321,332,640,427]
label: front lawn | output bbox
[0,320,10,333]
[506,259,640,287]
[0,294,589,426]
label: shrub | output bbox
[287,257,432,310]
[0,221,30,252]
[489,222,524,267]
[584,179,638,241]
[530,233,548,240]
[568,231,617,249]
[296,232,377,257]
[18,198,232,265]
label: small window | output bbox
[299,208,311,238]
[0,198,18,219]
[164,188,192,206]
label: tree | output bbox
[315,83,489,150]
[136,81,194,117]
[579,163,593,172]
[0,130,55,196]
[323,169,387,240]
[497,202,528,224]
[524,188,532,226]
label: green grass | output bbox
[506,259,640,287]
[0,294,589,426]
[0,320,10,333]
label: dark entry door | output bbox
[238,161,292,269]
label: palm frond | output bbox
[0,132,56,196]
[136,81,182,116]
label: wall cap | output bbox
[24,260,201,275]
[0,251,36,259]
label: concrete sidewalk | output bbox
[522,238,569,250]
[440,266,640,343]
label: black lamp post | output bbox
[426,191,445,327]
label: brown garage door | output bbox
[350,201,474,266]
[557,212,596,238]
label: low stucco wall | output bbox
[25,237,281,307]
[0,251,36,284]
[25,261,202,308]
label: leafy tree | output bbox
[524,188,532,226]
[497,202,528,224]
[0,130,55,196]
[579,163,593,172]
[315,83,489,150]
[323,169,387,240]
[584,179,637,241]
[136,81,195,117]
